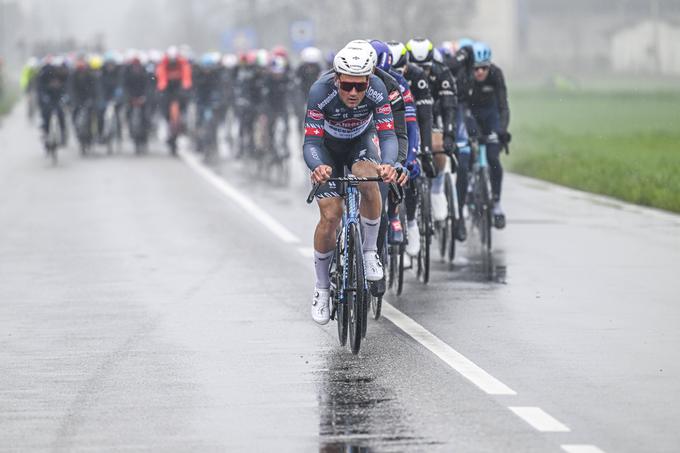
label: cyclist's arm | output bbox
[437,67,458,140]
[411,73,434,152]
[371,79,398,166]
[401,85,420,163]
[302,83,331,171]
[494,66,510,132]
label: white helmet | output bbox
[333,41,375,76]
[300,46,322,64]
[345,39,377,67]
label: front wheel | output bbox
[347,222,366,355]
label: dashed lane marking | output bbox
[508,406,571,432]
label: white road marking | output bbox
[381,302,516,395]
[297,247,315,258]
[561,445,606,453]
[178,150,300,244]
[508,406,570,432]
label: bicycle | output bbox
[467,135,494,252]
[128,96,148,155]
[307,175,399,354]
[44,108,63,165]
[74,101,97,156]
[101,101,121,155]
[432,149,460,264]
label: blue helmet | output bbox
[472,42,492,66]
[370,40,391,71]
[457,38,475,50]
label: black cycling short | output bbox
[314,126,381,199]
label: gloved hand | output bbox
[406,159,421,179]
[443,134,456,153]
[499,131,512,145]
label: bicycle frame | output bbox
[340,182,364,298]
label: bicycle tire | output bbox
[446,173,457,262]
[332,238,348,346]
[347,222,365,355]
[418,179,432,284]
[481,168,493,251]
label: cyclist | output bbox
[233,51,259,158]
[371,39,418,245]
[156,46,192,152]
[36,55,68,147]
[444,37,476,241]
[69,55,99,140]
[98,52,124,143]
[387,41,435,257]
[468,42,510,229]
[304,42,398,325]
[406,38,457,224]
[295,47,324,125]
[194,52,225,151]
[21,57,40,121]
[123,53,152,139]
[265,55,291,155]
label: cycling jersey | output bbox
[374,68,407,162]
[469,64,509,132]
[303,72,398,169]
[388,68,419,163]
[402,63,433,153]
[426,61,457,140]
[156,57,192,92]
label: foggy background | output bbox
[2,0,680,77]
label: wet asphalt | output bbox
[1,105,679,452]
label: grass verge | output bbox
[506,88,680,213]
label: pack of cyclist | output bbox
[21,36,510,328]
[303,38,511,325]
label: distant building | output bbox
[611,20,680,75]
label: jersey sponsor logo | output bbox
[365,86,384,104]
[323,113,372,140]
[417,79,428,89]
[388,90,399,101]
[442,80,451,89]
[307,109,324,121]
[375,119,394,131]
[376,104,392,115]
[402,89,414,104]
[482,85,495,93]
[317,89,338,110]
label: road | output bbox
[1,104,679,452]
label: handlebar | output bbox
[306,176,401,204]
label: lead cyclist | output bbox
[303,41,399,325]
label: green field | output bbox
[507,85,680,213]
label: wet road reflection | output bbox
[317,350,437,452]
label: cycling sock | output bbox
[361,216,381,253]
[408,219,418,229]
[314,250,333,289]
[431,172,445,193]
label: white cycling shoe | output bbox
[363,252,384,281]
[431,191,448,222]
[311,287,331,325]
[406,222,421,257]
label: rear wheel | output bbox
[347,223,365,355]
[445,173,457,263]
[417,180,432,284]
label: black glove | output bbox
[499,131,512,145]
[443,134,456,153]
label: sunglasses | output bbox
[474,66,490,72]
[338,81,369,92]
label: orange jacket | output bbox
[156,56,192,91]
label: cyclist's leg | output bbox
[477,107,503,201]
[455,103,472,218]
